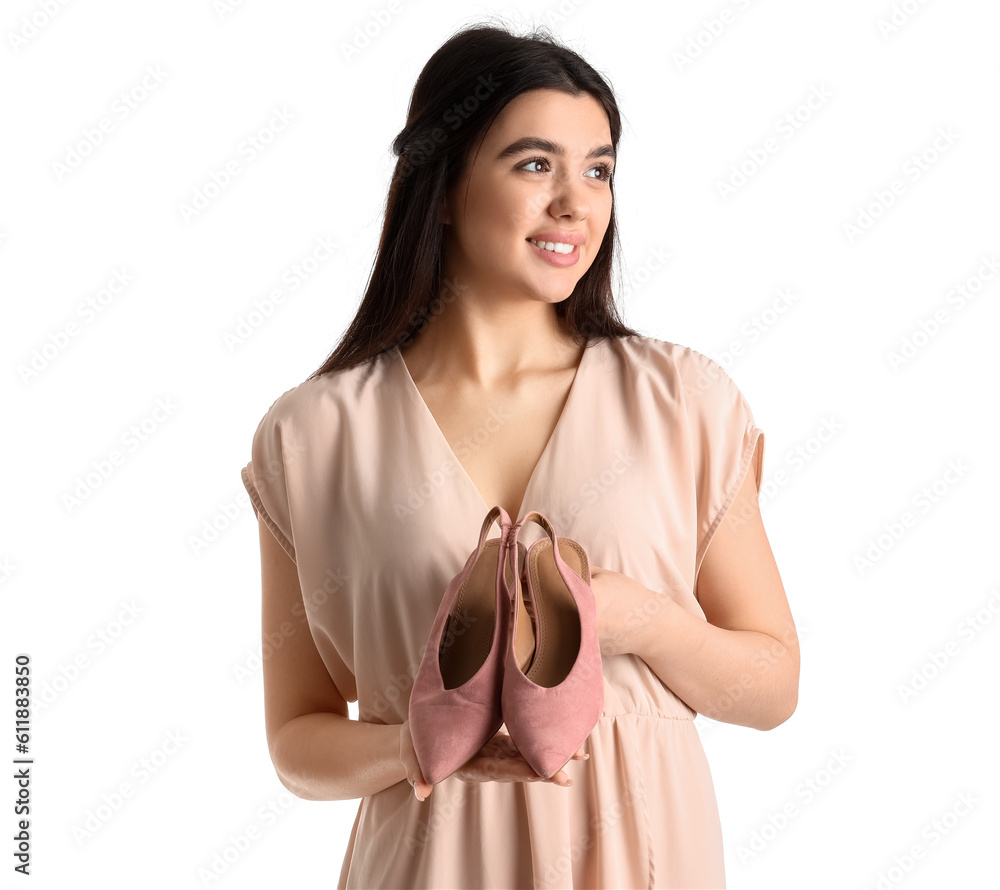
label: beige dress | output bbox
[241,334,765,889]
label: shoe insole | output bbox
[524,539,590,689]
[439,541,534,689]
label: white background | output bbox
[2,0,998,888]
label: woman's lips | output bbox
[525,238,581,267]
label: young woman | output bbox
[241,22,799,889]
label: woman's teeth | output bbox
[528,239,575,254]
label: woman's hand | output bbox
[399,721,588,802]
[398,719,435,801]
[590,565,674,658]
[450,729,588,790]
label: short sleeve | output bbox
[681,351,766,593]
[241,394,298,564]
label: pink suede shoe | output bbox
[408,505,532,786]
[501,511,603,780]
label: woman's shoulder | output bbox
[601,333,727,386]
[600,335,754,430]
[250,348,393,430]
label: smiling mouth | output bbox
[525,238,578,255]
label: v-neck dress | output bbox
[240,334,765,889]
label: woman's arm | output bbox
[596,467,799,731]
[256,515,408,801]
[271,714,407,802]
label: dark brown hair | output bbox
[308,21,640,380]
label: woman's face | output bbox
[441,88,615,308]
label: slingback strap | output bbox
[519,510,556,543]
[516,510,581,582]
[475,505,512,552]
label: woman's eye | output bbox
[518,157,614,182]
[518,157,548,174]
[586,165,609,180]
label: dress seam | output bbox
[694,424,763,596]
[601,712,694,722]
[610,713,656,888]
[241,462,297,563]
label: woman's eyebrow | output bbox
[496,136,616,162]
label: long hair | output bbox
[308,22,640,380]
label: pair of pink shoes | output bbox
[408,505,604,785]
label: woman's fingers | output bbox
[439,732,592,789]
[458,752,581,787]
[406,731,592,798]
[398,720,435,801]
